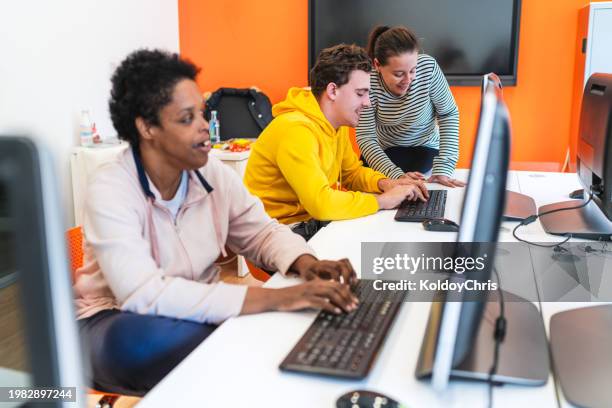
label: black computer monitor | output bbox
[415,85,549,389]
[539,73,612,240]
[0,136,85,407]
[541,75,612,407]
[576,73,612,219]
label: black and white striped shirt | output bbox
[356,54,459,178]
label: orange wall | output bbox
[178,0,308,104]
[179,0,601,169]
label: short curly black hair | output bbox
[109,49,200,148]
[309,44,372,98]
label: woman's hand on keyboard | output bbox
[275,279,359,314]
[427,175,466,187]
[402,171,426,181]
[242,282,357,315]
[290,255,357,287]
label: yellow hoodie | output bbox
[244,87,386,225]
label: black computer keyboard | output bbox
[394,189,447,222]
[279,279,406,379]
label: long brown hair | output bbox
[366,25,419,65]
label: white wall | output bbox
[0,0,179,225]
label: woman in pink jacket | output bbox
[73,49,358,395]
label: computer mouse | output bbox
[569,188,584,199]
[422,218,459,232]
[336,390,403,408]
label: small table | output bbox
[209,148,252,277]
[209,148,250,178]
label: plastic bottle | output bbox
[209,110,221,144]
[91,122,102,144]
[79,110,94,147]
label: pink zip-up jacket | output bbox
[73,147,315,324]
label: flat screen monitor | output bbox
[429,84,509,390]
[481,72,538,221]
[482,72,503,97]
[537,73,612,240]
[309,0,522,85]
[576,73,612,221]
[0,136,85,407]
[415,84,549,389]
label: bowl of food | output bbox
[212,138,255,152]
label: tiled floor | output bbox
[86,394,141,408]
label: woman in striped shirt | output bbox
[356,25,465,187]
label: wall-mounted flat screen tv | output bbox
[309,0,522,86]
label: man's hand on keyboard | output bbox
[378,177,429,199]
[290,255,357,287]
[376,184,427,209]
[276,279,359,314]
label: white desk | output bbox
[141,170,599,407]
[514,171,612,408]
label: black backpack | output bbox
[204,87,273,140]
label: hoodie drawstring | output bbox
[194,170,227,257]
[132,148,227,263]
[209,192,227,258]
[146,198,162,267]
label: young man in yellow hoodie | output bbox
[244,44,428,240]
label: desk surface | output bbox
[140,170,597,408]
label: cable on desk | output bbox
[582,240,612,256]
[512,188,596,251]
[487,267,506,408]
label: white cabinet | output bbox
[70,144,128,226]
[582,2,612,85]
[208,149,251,277]
[208,148,250,177]
[569,2,612,170]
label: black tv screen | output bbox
[309,0,522,86]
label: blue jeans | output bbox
[79,309,216,396]
[362,146,439,175]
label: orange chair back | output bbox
[246,260,271,282]
[66,226,126,399]
[66,226,83,282]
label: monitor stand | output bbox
[538,200,612,241]
[550,305,612,408]
[503,190,537,221]
[416,294,550,385]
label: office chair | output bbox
[66,226,124,408]
[245,259,271,282]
